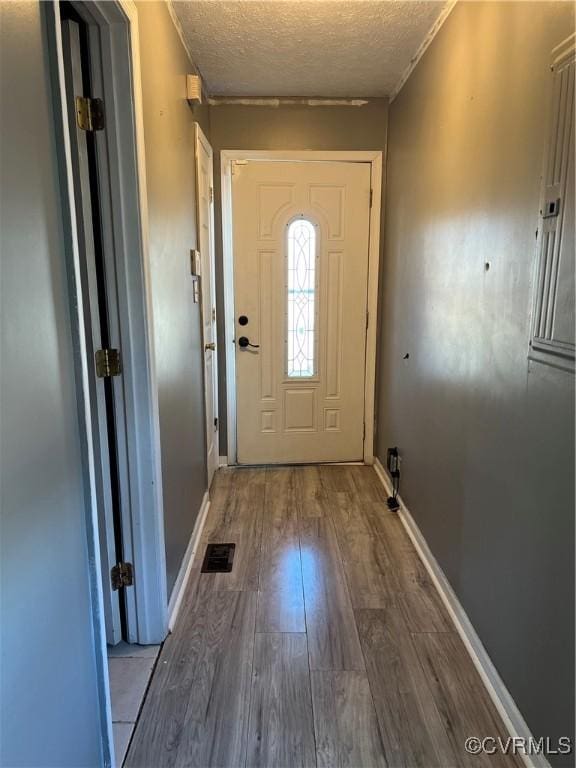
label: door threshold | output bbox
[226,460,365,468]
[107,642,161,766]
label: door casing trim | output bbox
[221,149,383,466]
[195,123,220,484]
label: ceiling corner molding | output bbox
[390,0,457,102]
[207,97,370,107]
[165,0,207,87]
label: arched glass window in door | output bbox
[286,219,317,377]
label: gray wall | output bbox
[377,2,575,761]
[209,99,388,450]
[137,2,210,597]
[0,2,104,765]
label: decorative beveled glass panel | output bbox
[286,219,317,377]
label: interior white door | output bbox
[195,124,219,484]
[61,18,123,644]
[232,160,371,464]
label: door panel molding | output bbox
[221,150,383,465]
[324,250,344,399]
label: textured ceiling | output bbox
[172,1,449,98]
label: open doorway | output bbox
[48,0,166,763]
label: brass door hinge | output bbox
[95,348,122,378]
[231,159,248,176]
[209,186,214,203]
[76,96,105,132]
[111,562,133,591]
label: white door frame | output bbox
[46,0,166,762]
[195,123,220,485]
[221,149,383,466]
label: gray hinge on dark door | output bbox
[75,96,105,132]
[111,562,133,591]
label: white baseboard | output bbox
[167,490,210,632]
[219,455,228,467]
[373,458,549,768]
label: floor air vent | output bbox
[201,543,236,573]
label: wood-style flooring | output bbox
[126,466,520,768]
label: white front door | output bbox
[232,160,371,464]
[195,124,219,485]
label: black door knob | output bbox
[238,336,260,349]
